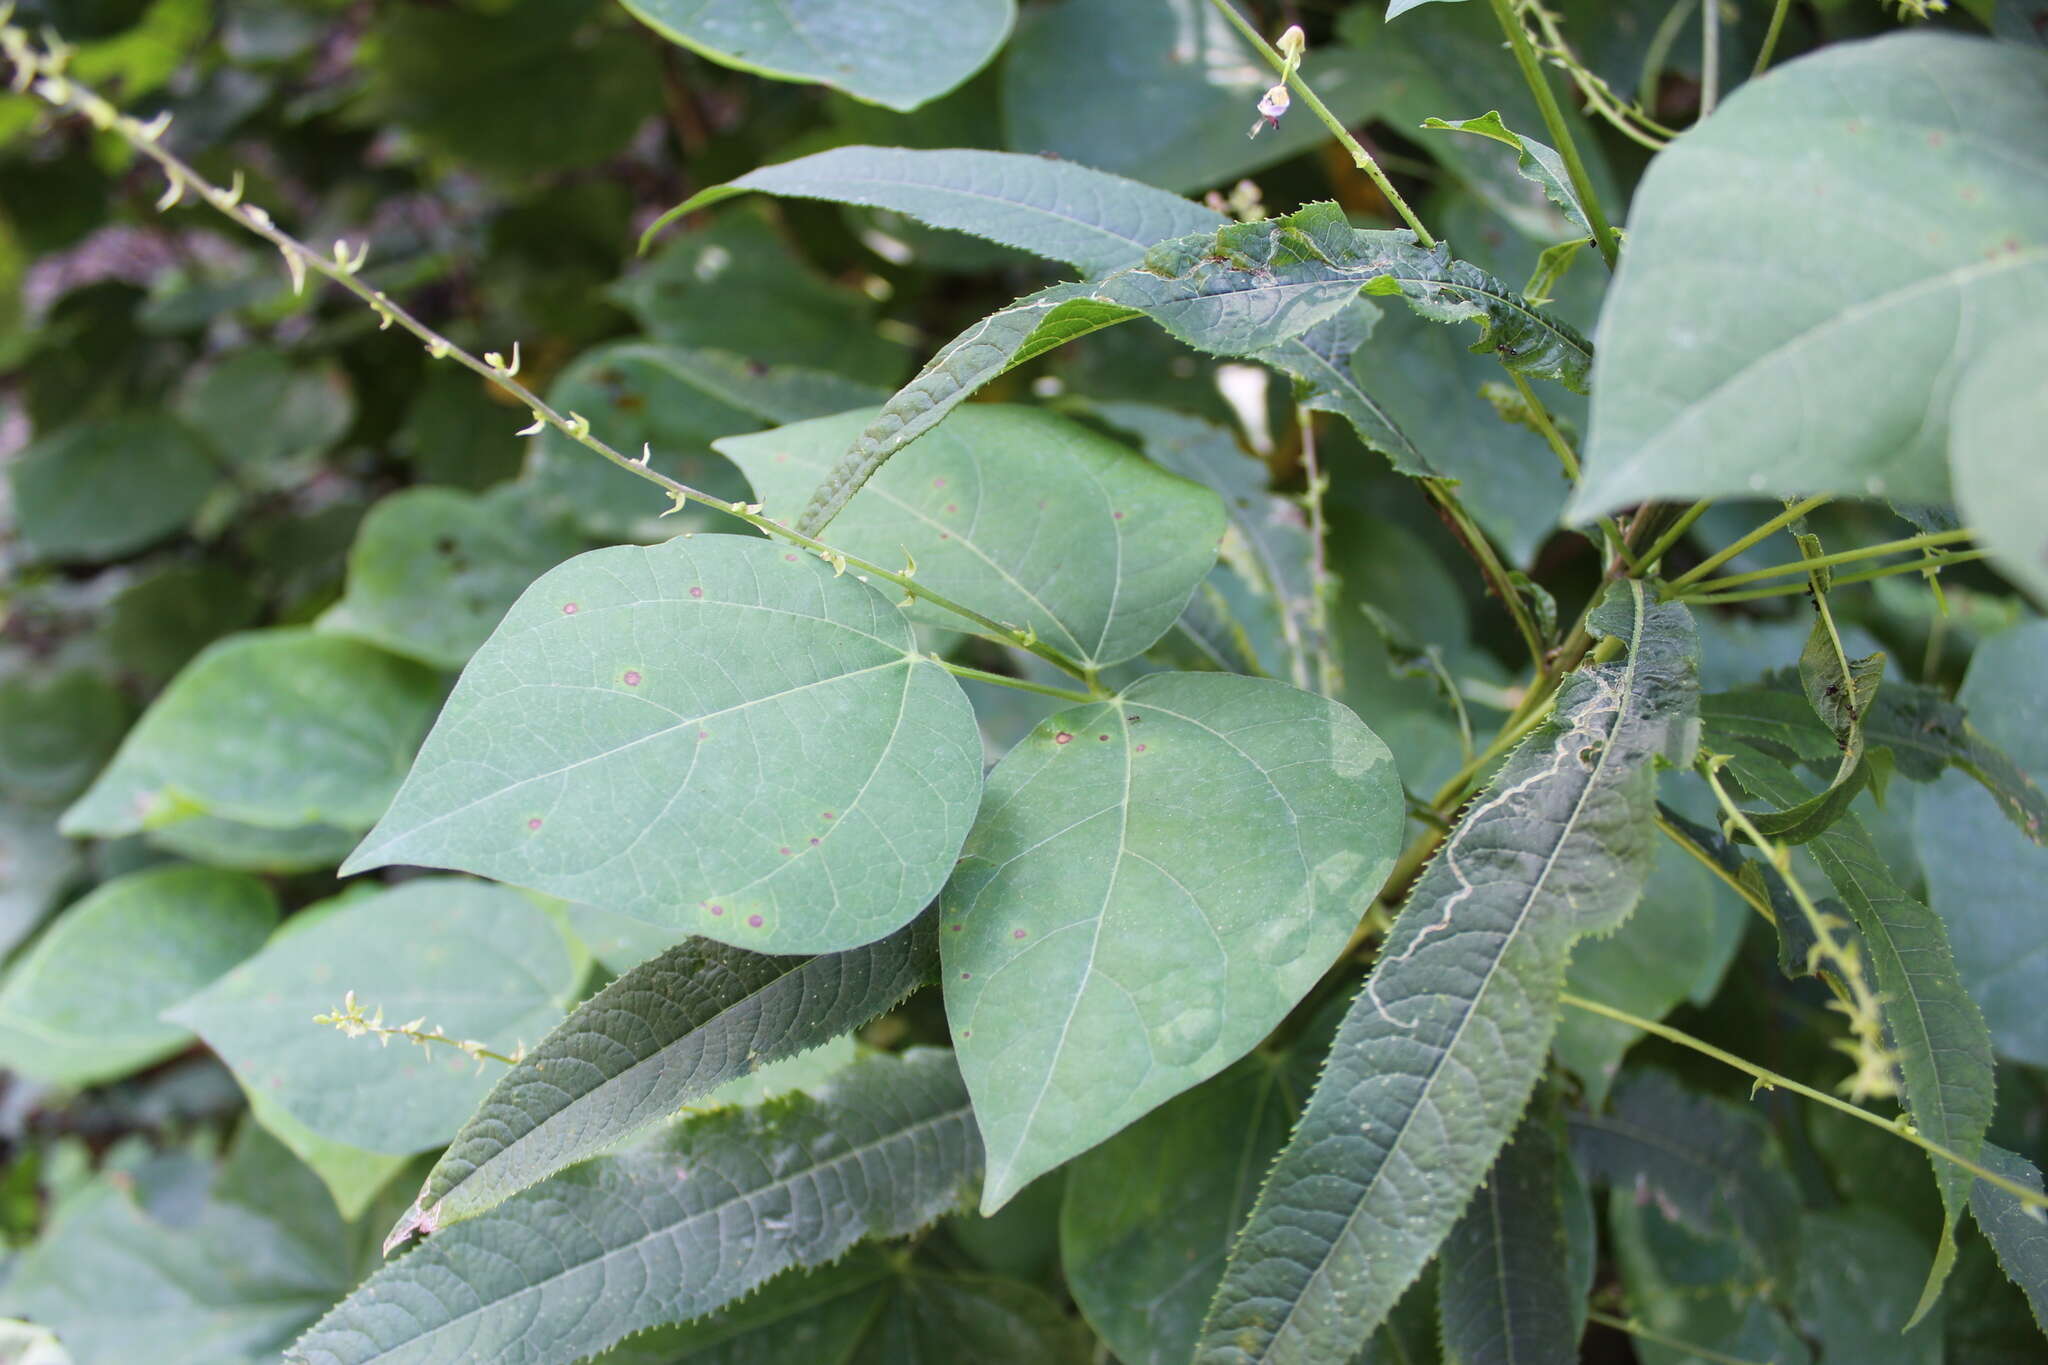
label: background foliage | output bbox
[1,1,2045,1363]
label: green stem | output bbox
[1424,479,1548,673]
[1671,528,1974,596]
[1559,991,2048,1213]
[1684,550,1988,605]
[1754,0,1793,76]
[6,37,1099,685]
[1699,0,1721,118]
[1584,1309,1767,1365]
[1655,811,1777,926]
[1635,498,1712,576]
[1488,0,1621,269]
[1664,494,1831,590]
[1205,0,1436,245]
[1508,373,1635,570]
[932,659,1101,704]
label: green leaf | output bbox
[789,281,1142,534]
[143,814,360,875]
[1795,1209,1945,1362]
[2,1121,362,1365]
[1554,836,1747,1107]
[1969,1143,2048,1336]
[1713,737,1994,1315]
[9,416,222,562]
[0,802,79,959]
[0,864,276,1087]
[653,145,1222,277]
[1000,0,1384,193]
[1087,402,1319,684]
[718,405,1224,668]
[945,671,1402,1212]
[1953,323,2048,603]
[619,0,1013,112]
[613,208,910,387]
[1916,620,2048,1063]
[599,1250,1091,1364]
[0,666,129,807]
[1060,1005,1338,1365]
[1570,32,2048,520]
[518,341,821,544]
[167,878,586,1155]
[391,914,937,1244]
[286,1049,980,1365]
[1258,302,1432,479]
[343,535,984,955]
[174,349,353,476]
[318,486,584,670]
[1566,1068,1801,1282]
[1438,1093,1581,1365]
[1421,111,1591,235]
[1199,583,1698,1364]
[61,630,442,839]
[102,562,263,687]
[1864,680,2048,844]
[244,1086,411,1225]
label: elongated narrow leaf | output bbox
[287,1049,980,1365]
[796,282,1140,533]
[1439,1094,1581,1365]
[718,405,1224,668]
[1571,32,2048,521]
[1971,1143,2048,1335]
[1712,732,1994,1316]
[1868,672,2048,846]
[1422,112,1591,236]
[653,146,1222,276]
[1199,583,1698,1364]
[390,915,937,1246]
[1566,1068,1800,1281]
[946,671,1403,1212]
[608,1250,1091,1364]
[342,535,983,955]
[1259,304,1432,476]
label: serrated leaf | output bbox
[1795,1209,1946,1362]
[1605,1193,1809,1365]
[61,630,442,839]
[1864,680,2048,844]
[717,405,1224,668]
[654,146,1221,276]
[1713,736,1994,1316]
[1060,1003,1340,1365]
[1953,322,2048,604]
[1969,1143,2048,1336]
[1566,1068,1801,1282]
[1421,111,1591,235]
[342,535,983,955]
[792,281,1141,533]
[604,1249,1090,1364]
[286,1049,980,1365]
[168,878,586,1155]
[946,671,1402,1212]
[392,915,937,1243]
[9,416,223,562]
[619,0,1013,113]
[318,487,584,670]
[1258,301,1432,478]
[1439,1094,1580,1365]
[1570,32,2048,520]
[1199,583,1698,1364]
[0,864,276,1087]
[1797,613,1883,759]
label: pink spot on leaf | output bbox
[780,846,792,857]
[562,603,579,614]
[527,818,542,830]
[747,914,764,928]
[1055,732,1072,745]
[1013,929,1027,940]
[623,670,642,686]
[710,904,725,917]
[689,586,704,598]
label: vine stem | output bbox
[1671,528,1975,597]
[1297,406,1340,698]
[1664,494,1831,590]
[1488,0,1622,269]
[0,25,1103,690]
[1559,991,2048,1213]
[1684,551,1987,605]
[1507,372,1635,570]
[1204,0,1436,245]
[1423,479,1549,675]
[1755,0,1794,75]
[1635,497,1711,575]
[931,659,1097,705]
[1584,1310,1767,1365]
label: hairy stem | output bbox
[1,28,1098,682]
[1664,494,1832,590]
[1424,479,1549,673]
[1205,0,1436,245]
[1489,0,1622,268]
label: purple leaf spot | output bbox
[1055,732,1073,745]
[747,914,764,928]
[623,670,642,686]
[710,904,725,916]
[1012,929,1027,940]
[527,817,542,830]
[689,586,704,598]
[562,603,579,614]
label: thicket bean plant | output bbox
[1,0,2046,1362]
